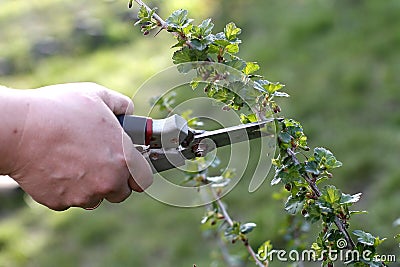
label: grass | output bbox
[0,0,399,266]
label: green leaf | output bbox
[224,22,242,41]
[314,147,343,170]
[172,47,208,64]
[285,195,305,215]
[274,164,302,185]
[190,39,209,50]
[321,185,341,204]
[225,44,239,54]
[213,38,231,48]
[311,242,322,255]
[353,230,376,246]
[224,221,241,241]
[257,240,273,261]
[197,18,214,36]
[240,113,257,124]
[172,47,192,64]
[165,9,192,28]
[340,192,362,204]
[243,62,260,75]
[264,82,285,94]
[240,222,257,234]
[278,132,292,146]
[137,5,150,21]
[305,160,320,175]
[224,59,246,71]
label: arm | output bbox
[0,83,153,211]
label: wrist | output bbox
[0,87,30,175]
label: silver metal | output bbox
[121,114,278,173]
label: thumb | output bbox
[97,86,134,115]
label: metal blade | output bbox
[181,118,277,160]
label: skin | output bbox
[0,82,153,211]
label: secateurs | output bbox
[117,115,276,173]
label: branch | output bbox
[134,0,167,28]
[133,0,195,49]
[287,148,356,250]
[212,190,266,267]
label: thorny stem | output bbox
[132,0,360,263]
[211,190,266,267]
[133,0,195,49]
[134,0,167,28]
[287,148,356,250]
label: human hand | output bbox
[6,82,153,211]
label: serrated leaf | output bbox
[285,195,305,215]
[311,242,322,252]
[321,185,341,204]
[340,192,362,204]
[264,82,285,94]
[305,161,320,175]
[214,38,231,47]
[197,18,214,36]
[353,230,376,246]
[137,5,150,20]
[172,48,192,64]
[224,22,242,41]
[240,222,257,234]
[225,44,239,54]
[243,62,260,75]
[166,9,192,28]
[314,147,343,169]
[172,47,208,64]
[190,39,208,50]
[278,131,292,143]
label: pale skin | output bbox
[0,82,153,211]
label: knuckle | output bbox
[96,176,119,195]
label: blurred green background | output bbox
[0,0,399,266]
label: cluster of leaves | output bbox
[272,118,386,266]
[132,3,387,267]
[136,5,286,118]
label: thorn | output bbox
[154,27,163,37]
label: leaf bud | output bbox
[143,30,150,36]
